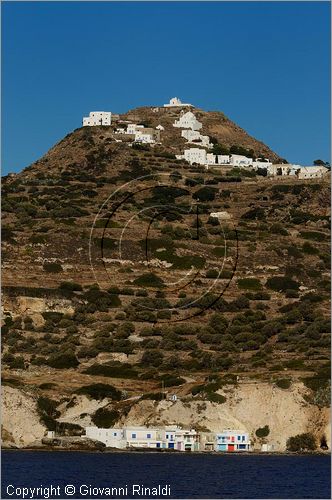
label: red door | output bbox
[228,444,235,452]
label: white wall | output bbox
[85,427,126,448]
[83,111,112,126]
[230,154,253,166]
[174,112,202,131]
[184,148,207,165]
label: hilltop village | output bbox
[82,97,329,180]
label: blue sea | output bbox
[1,451,330,499]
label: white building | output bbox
[156,124,165,130]
[182,129,212,148]
[85,425,251,452]
[162,426,199,451]
[295,165,328,179]
[85,427,126,448]
[83,111,112,126]
[216,430,250,452]
[174,111,202,131]
[126,427,164,448]
[164,97,192,107]
[206,153,231,166]
[229,154,253,167]
[122,124,160,144]
[126,124,144,135]
[135,128,160,144]
[184,148,207,165]
[252,159,272,169]
[266,163,328,178]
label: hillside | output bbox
[2,105,330,451]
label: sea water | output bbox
[1,451,330,499]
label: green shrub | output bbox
[286,433,317,452]
[255,425,270,438]
[59,281,83,291]
[39,383,58,390]
[37,396,60,418]
[270,223,288,236]
[47,351,79,369]
[212,246,226,257]
[193,186,218,202]
[237,278,262,291]
[266,276,299,292]
[302,242,319,255]
[275,378,291,389]
[206,269,218,279]
[300,231,327,242]
[29,234,48,244]
[134,273,165,288]
[92,408,120,428]
[140,392,164,401]
[43,262,63,273]
[206,392,226,404]
[76,383,122,400]
[241,207,266,220]
[7,356,25,369]
[141,349,164,367]
[160,373,185,387]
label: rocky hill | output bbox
[2,105,330,451]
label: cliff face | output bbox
[2,382,330,451]
[2,386,45,447]
[2,104,330,451]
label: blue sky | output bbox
[2,1,331,174]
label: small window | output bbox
[132,433,136,439]
[113,432,117,437]
[147,434,151,439]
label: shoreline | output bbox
[2,447,330,456]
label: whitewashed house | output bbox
[206,153,231,166]
[182,129,211,148]
[184,148,207,165]
[164,97,192,107]
[162,426,200,451]
[252,159,272,169]
[229,154,253,167]
[216,430,250,452]
[85,426,126,448]
[295,165,328,179]
[125,427,163,448]
[83,111,112,126]
[267,164,299,176]
[156,124,165,130]
[126,124,144,135]
[174,112,202,131]
[135,128,160,144]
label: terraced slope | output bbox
[2,110,330,444]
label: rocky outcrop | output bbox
[1,386,46,447]
[122,382,331,451]
[1,382,330,451]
